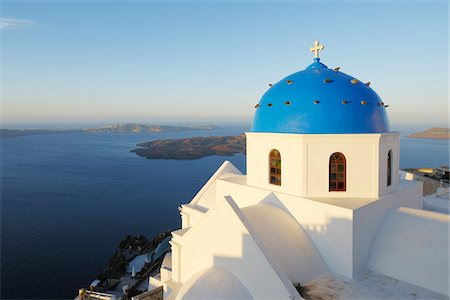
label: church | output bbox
[145,41,449,299]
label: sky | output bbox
[1,0,448,130]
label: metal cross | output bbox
[310,41,324,59]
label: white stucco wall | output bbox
[305,134,377,198]
[216,172,423,279]
[276,194,355,278]
[367,207,449,296]
[172,154,430,297]
[180,161,242,229]
[161,253,173,283]
[378,133,400,197]
[180,205,206,229]
[246,132,400,199]
[176,267,253,300]
[172,196,299,299]
[352,180,422,276]
[170,238,182,283]
[246,132,305,196]
[192,161,242,210]
[241,203,328,284]
[215,178,355,278]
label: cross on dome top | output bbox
[310,41,324,59]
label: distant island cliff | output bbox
[131,134,246,159]
[0,129,81,138]
[84,123,217,133]
[408,127,450,139]
[0,123,217,138]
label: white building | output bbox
[146,42,449,299]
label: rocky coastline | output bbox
[86,231,171,298]
[1,124,216,138]
[131,134,246,159]
[408,127,450,139]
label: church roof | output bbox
[175,267,253,300]
[241,203,328,284]
[251,42,390,134]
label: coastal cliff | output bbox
[0,129,80,138]
[1,124,216,138]
[131,134,245,159]
[408,127,450,139]
[84,124,217,133]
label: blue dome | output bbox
[251,58,390,134]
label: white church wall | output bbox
[304,134,381,198]
[161,252,173,283]
[172,196,299,299]
[216,176,273,208]
[191,161,242,211]
[378,133,400,197]
[246,132,396,199]
[180,161,243,229]
[353,181,423,276]
[279,194,355,278]
[180,204,206,229]
[169,238,182,283]
[180,158,424,286]
[246,132,306,196]
[175,267,253,300]
[215,178,355,278]
[241,203,329,284]
[193,181,217,210]
[180,212,188,229]
[367,207,449,296]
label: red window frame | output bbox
[269,149,281,186]
[329,152,346,191]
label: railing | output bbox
[75,290,115,300]
[131,286,163,300]
[128,253,167,295]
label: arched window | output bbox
[387,150,392,186]
[269,149,281,186]
[329,152,346,191]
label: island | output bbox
[131,134,245,159]
[84,123,217,133]
[1,123,217,138]
[408,127,450,139]
[0,129,81,138]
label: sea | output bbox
[1,127,449,299]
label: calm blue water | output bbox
[1,130,448,299]
[400,137,449,168]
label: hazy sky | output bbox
[1,0,448,129]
